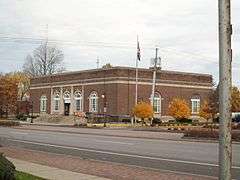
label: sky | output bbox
[0,0,239,86]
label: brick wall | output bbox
[30,67,213,116]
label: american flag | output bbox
[137,40,141,61]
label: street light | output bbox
[101,93,107,127]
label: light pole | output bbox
[101,93,107,127]
[218,0,232,179]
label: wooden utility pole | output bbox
[218,0,232,179]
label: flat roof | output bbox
[31,66,212,80]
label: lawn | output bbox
[15,171,46,180]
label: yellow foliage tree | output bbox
[168,98,190,120]
[132,101,153,123]
[0,72,30,117]
[199,100,212,121]
[231,86,240,112]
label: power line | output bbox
[0,35,217,61]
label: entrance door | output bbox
[64,103,70,116]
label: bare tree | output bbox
[23,42,65,77]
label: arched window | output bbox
[191,95,200,114]
[89,92,98,112]
[63,91,71,100]
[75,91,83,111]
[40,95,47,112]
[152,92,161,113]
[54,92,60,111]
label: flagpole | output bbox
[135,55,138,106]
[135,36,139,106]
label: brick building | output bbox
[30,66,213,118]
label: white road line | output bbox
[10,132,28,135]
[8,138,240,169]
[94,140,134,145]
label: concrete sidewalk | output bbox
[2,147,215,180]
[8,157,109,180]
[15,124,183,141]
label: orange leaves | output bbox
[199,100,212,120]
[231,86,240,112]
[168,98,190,120]
[132,101,153,119]
[0,72,30,114]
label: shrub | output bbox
[176,118,192,124]
[0,120,20,127]
[168,98,190,120]
[152,118,162,125]
[122,118,131,123]
[0,153,16,180]
[15,114,28,121]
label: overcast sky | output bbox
[0,0,239,86]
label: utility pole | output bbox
[96,57,100,69]
[151,48,161,118]
[218,0,232,179]
[151,48,159,108]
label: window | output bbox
[151,92,161,113]
[89,92,98,112]
[40,95,47,112]
[63,91,70,99]
[75,91,83,111]
[63,91,71,103]
[191,98,200,114]
[54,93,60,111]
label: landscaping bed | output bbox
[184,128,240,142]
[0,120,20,127]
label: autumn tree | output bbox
[0,72,30,117]
[0,74,19,116]
[168,98,191,120]
[23,41,65,77]
[210,86,240,115]
[199,100,212,122]
[231,86,240,112]
[11,72,30,101]
[132,101,153,125]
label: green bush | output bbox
[176,118,192,124]
[152,118,162,126]
[0,120,20,127]
[0,153,16,180]
[15,114,28,121]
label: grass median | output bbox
[15,171,46,180]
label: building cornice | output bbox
[30,79,213,90]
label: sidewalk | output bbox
[1,147,215,180]
[15,124,183,141]
[8,157,109,180]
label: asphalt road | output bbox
[0,127,239,179]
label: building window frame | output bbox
[53,93,60,111]
[150,92,161,114]
[40,95,47,112]
[191,98,200,114]
[89,91,98,113]
[75,91,83,111]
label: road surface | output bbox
[0,127,239,179]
